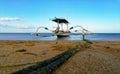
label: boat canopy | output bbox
[52,18,69,24]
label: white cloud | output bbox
[0,23,9,27]
[0,17,21,21]
[15,24,35,29]
[0,23,34,29]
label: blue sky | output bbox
[0,0,120,33]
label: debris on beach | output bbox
[16,49,26,52]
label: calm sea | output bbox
[0,33,120,41]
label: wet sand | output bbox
[0,40,120,74]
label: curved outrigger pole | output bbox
[31,26,54,36]
[36,26,53,33]
[69,25,91,40]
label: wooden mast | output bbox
[61,23,63,31]
[66,23,68,32]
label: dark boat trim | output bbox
[56,33,70,38]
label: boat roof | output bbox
[52,18,69,24]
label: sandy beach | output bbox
[0,40,120,74]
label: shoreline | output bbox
[0,33,120,41]
[0,39,120,41]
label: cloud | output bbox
[0,23,9,27]
[15,24,35,29]
[0,17,21,21]
[0,23,34,29]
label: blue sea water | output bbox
[0,33,120,41]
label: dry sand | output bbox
[0,40,120,74]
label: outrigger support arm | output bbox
[69,25,89,40]
[69,25,92,33]
[69,25,88,32]
[36,26,54,33]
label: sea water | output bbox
[0,33,120,41]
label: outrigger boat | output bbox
[32,17,91,38]
[52,18,70,38]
